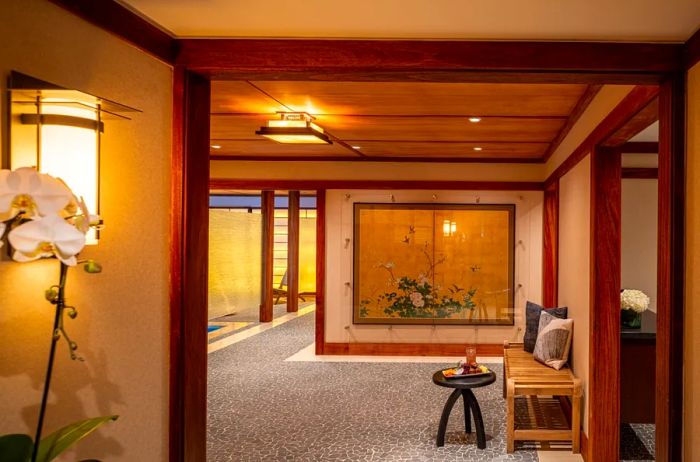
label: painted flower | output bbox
[383,262,395,269]
[418,273,429,285]
[8,215,86,266]
[0,168,73,221]
[410,291,425,308]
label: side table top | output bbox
[432,370,497,389]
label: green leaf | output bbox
[0,434,33,462]
[36,415,118,462]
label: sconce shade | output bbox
[8,72,139,244]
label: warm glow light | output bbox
[256,112,331,144]
[39,104,99,244]
[473,147,483,151]
[352,146,361,149]
[211,145,222,149]
[443,219,457,237]
[468,117,482,123]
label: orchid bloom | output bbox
[0,168,74,221]
[73,196,101,233]
[8,214,86,266]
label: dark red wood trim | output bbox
[545,85,659,187]
[260,191,275,322]
[322,342,503,356]
[169,68,210,462]
[49,0,177,64]
[685,26,700,70]
[287,191,300,313]
[211,179,544,191]
[543,85,602,162]
[618,141,659,153]
[542,181,559,307]
[177,39,682,76]
[580,431,589,462]
[210,155,544,164]
[655,76,685,462]
[621,167,658,179]
[315,190,326,355]
[602,97,658,147]
[588,146,621,462]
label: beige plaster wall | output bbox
[684,61,700,462]
[324,189,543,344]
[621,179,658,312]
[558,155,591,433]
[0,1,172,461]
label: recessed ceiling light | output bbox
[211,145,221,149]
[352,145,361,149]
[468,117,482,123]
[473,147,483,151]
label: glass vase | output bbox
[621,309,642,329]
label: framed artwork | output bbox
[353,203,515,325]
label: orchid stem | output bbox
[31,262,68,462]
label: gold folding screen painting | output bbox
[353,203,515,325]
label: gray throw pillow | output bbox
[533,311,574,370]
[523,301,568,353]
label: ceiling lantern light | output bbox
[468,117,482,123]
[256,112,332,144]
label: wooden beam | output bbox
[177,39,683,78]
[588,146,621,462]
[543,85,602,162]
[622,167,658,179]
[542,181,559,306]
[545,85,659,187]
[211,179,544,191]
[322,342,504,356]
[210,155,545,164]
[602,97,659,147]
[315,190,326,355]
[169,68,209,462]
[685,26,700,70]
[287,191,300,313]
[260,191,275,323]
[49,0,177,64]
[618,141,659,153]
[655,76,686,462]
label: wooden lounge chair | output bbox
[273,270,316,304]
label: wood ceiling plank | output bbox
[210,139,356,157]
[318,115,564,142]
[353,141,547,158]
[211,80,288,113]
[249,81,588,117]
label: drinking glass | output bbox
[465,345,477,367]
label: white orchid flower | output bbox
[8,215,86,266]
[0,168,74,221]
[72,196,102,233]
[0,222,5,248]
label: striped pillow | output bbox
[533,311,573,370]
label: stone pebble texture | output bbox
[208,312,654,461]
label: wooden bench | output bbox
[503,341,582,453]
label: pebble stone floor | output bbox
[208,312,538,462]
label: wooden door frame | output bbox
[171,40,687,462]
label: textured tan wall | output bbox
[558,155,591,433]
[685,61,700,462]
[0,1,172,461]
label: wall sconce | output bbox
[8,72,138,244]
[442,219,457,237]
[256,112,332,144]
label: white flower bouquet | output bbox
[620,289,650,313]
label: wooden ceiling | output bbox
[210,81,599,162]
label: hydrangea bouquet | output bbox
[0,168,117,462]
[620,288,650,329]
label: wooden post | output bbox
[543,181,559,307]
[287,191,300,312]
[260,190,275,322]
[315,190,326,354]
[588,146,621,462]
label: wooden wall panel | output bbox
[169,68,210,462]
[588,146,622,462]
[287,191,300,313]
[315,190,326,354]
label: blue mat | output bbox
[208,325,223,333]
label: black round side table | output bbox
[432,369,497,449]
